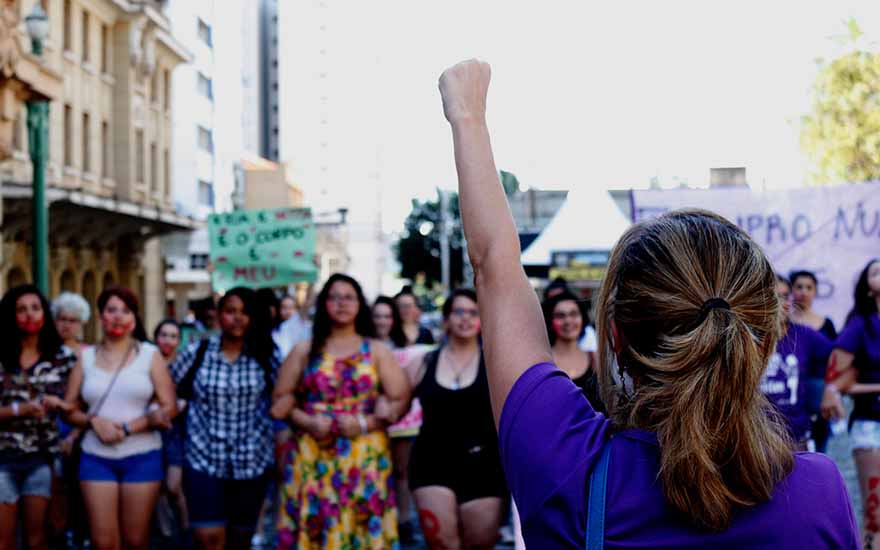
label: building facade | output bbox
[162,0,301,318]
[0,0,191,339]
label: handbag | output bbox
[70,343,137,460]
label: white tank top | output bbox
[81,342,162,459]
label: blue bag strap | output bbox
[586,439,612,550]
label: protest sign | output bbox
[632,182,880,328]
[208,207,317,292]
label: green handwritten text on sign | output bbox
[208,207,317,291]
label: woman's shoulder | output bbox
[784,452,851,509]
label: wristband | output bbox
[11,402,19,417]
[357,414,368,435]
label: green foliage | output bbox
[394,190,465,289]
[801,21,880,184]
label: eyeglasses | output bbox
[552,311,582,321]
[327,294,357,305]
[450,308,479,319]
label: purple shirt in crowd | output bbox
[761,323,831,440]
[500,362,859,549]
[836,313,880,421]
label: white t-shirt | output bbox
[81,342,162,459]
[273,313,312,359]
[579,326,598,353]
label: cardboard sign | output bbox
[208,207,317,292]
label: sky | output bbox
[279,1,880,233]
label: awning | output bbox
[2,182,200,247]
[521,185,631,266]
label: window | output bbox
[101,25,109,73]
[135,129,144,183]
[150,142,157,192]
[197,18,212,47]
[63,105,73,166]
[150,71,159,103]
[163,69,171,109]
[197,72,213,99]
[81,112,90,172]
[164,149,170,198]
[12,108,22,152]
[82,11,90,62]
[101,121,110,177]
[197,126,213,153]
[198,180,214,207]
[63,0,72,52]
[190,254,209,269]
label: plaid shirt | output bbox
[170,336,279,479]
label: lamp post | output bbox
[25,3,50,295]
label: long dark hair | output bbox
[255,288,282,329]
[309,274,374,363]
[542,289,588,346]
[97,286,149,342]
[0,284,64,372]
[374,295,407,348]
[218,287,276,369]
[847,259,880,332]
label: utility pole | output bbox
[439,188,450,291]
[25,4,50,295]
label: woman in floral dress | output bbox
[272,273,411,550]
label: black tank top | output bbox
[572,367,607,416]
[414,347,498,455]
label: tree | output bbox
[395,189,465,290]
[801,19,880,184]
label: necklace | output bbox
[444,346,479,390]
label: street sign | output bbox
[208,207,317,292]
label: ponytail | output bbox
[596,209,794,531]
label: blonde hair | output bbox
[595,209,793,531]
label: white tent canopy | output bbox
[520,186,631,266]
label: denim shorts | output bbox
[851,420,880,451]
[183,463,269,530]
[79,449,164,483]
[0,456,52,503]
[162,421,185,468]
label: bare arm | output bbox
[271,341,309,420]
[372,340,411,424]
[127,351,178,434]
[440,60,553,425]
[821,349,857,419]
[63,362,90,428]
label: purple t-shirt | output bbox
[500,362,859,549]
[761,323,831,440]
[835,313,880,421]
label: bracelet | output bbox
[357,414,368,435]
[11,402,19,417]
[122,423,131,437]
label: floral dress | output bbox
[277,340,399,550]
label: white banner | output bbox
[632,182,880,329]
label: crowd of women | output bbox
[0,266,599,550]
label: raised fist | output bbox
[439,59,491,125]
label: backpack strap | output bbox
[177,339,211,400]
[586,439,612,550]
